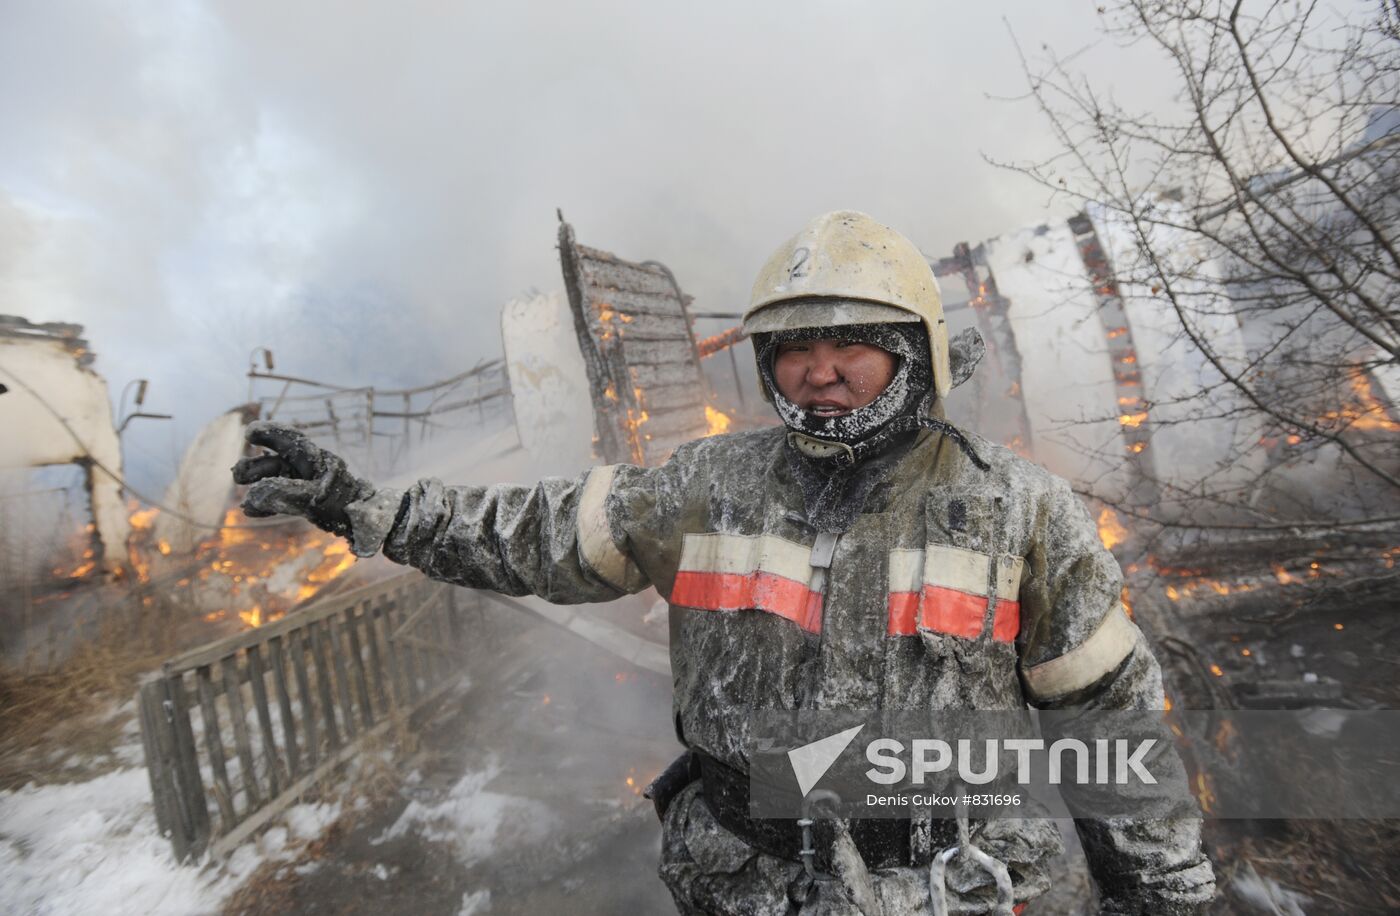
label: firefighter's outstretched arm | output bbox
[1017,478,1216,915]
[233,420,655,604]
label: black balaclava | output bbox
[755,321,987,531]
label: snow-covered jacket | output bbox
[363,426,1214,913]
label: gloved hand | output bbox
[232,421,377,538]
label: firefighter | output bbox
[234,211,1215,914]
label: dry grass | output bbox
[1212,820,1400,914]
[0,583,206,789]
[346,707,427,801]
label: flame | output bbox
[1195,772,1217,814]
[705,405,732,436]
[1214,718,1241,762]
[64,560,96,579]
[1315,367,1400,432]
[1209,664,1224,677]
[1118,411,1148,428]
[595,303,631,342]
[129,506,159,530]
[1271,562,1297,585]
[183,511,359,630]
[1162,576,1262,602]
[1097,507,1128,551]
[595,303,631,324]
[119,503,163,582]
[217,507,257,547]
[1120,586,1134,620]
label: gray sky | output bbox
[1,0,1178,493]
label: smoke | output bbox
[1,0,1181,494]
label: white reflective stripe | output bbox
[577,465,639,590]
[995,556,1025,602]
[923,544,990,596]
[678,532,813,583]
[1021,607,1140,700]
[888,549,924,593]
[892,547,1026,598]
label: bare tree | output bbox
[999,0,1400,534]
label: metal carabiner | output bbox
[797,788,843,880]
[789,789,843,907]
[928,808,1015,916]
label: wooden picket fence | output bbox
[137,572,472,862]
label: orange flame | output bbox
[1316,367,1399,432]
[183,509,360,630]
[1195,773,1217,814]
[129,506,159,530]
[705,405,732,436]
[1097,507,1128,551]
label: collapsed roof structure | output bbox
[558,218,714,466]
[0,316,129,574]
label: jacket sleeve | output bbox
[350,462,672,605]
[1016,478,1216,915]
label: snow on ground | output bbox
[0,699,348,916]
[457,888,492,915]
[373,759,557,869]
[0,767,237,915]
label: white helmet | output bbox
[743,210,951,399]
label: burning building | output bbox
[0,316,130,579]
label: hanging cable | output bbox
[0,364,283,531]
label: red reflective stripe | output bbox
[671,570,823,634]
[993,600,1021,643]
[887,592,920,636]
[919,586,985,638]
[884,589,1021,643]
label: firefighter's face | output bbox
[773,338,898,416]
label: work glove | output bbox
[232,421,403,556]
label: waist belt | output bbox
[696,752,955,872]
